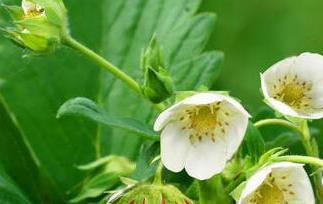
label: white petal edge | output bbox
[160,122,191,173]
[154,102,186,131]
[184,137,227,180]
[181,92,223,105]
[238,166,272,204]
[238,162,313,204]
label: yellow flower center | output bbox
[281,83,305,104]
[248,173,296,204]
[271,74,312,110]
[179,103,230,143]
[255,182,285,204]
[190,106,218,135]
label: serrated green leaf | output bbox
[0,0,104,202]
[57,97,158,141]
[99,0,223,158]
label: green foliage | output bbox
[70,156,135,203]
[241,123,265,164]
[57,97,158,141]
[99,0,223,158]
[0,0,104,202]
[130,142,160,181]
[141,36,174,104]
[0,166,31,204]
[0,0,223,203]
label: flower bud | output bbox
[112,184,193,204]
[0,0,67,53]
[141,35,174,103]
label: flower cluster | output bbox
[153,52,323,203]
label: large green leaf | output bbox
[0,0,104,201]
[99,0,223,158]
[0,166,31,204]
[0,100,44,203]
[0,0,222,202]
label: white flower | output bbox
[261,52,323,119]
[238,162,315,204]
[22,0,45,17]
[154,92,250,180]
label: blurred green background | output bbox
[202,0,323,114]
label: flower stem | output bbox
[254,118,302,134]
[299,121,323,201]
[153,163,163,185]
[62,35,141,94]
[273,155,323,167]
[62,35,165,111]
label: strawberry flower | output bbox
[154,92,250,180]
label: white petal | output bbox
[266,98,300,117]
[185,137,227,180]
[160,122,191,173]
[271,162,315,204]
[238,166,272,203]
[154,102,186,131]
[293,52,323,83]
[182,92,223,105]
[223,112,249,159]
[22,0,35,13]
[222,95,251,118]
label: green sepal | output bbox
[70,156,135,203]
[116,184,193,204]
[142,66,174,103]
[230,181,246,202]
[141,35,174,103]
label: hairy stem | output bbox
[255,118,323,201]
[274,155,323,167]
[62,35,165,111]
[254,119,302,134]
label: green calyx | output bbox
[115,184,193,204]
[0,0,67,53]
[141,35,174,104]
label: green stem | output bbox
[255,118,323,201]
[62,35,141,94]
[254,119,302,134]
[299,121,323,202]
[153,163,163,185]
[62,35,165,111]
[273,155,323,167]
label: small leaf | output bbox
[130,142,160,181]
[77,156,117,171]
[70,156,135,203]
[57,97,159,141]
